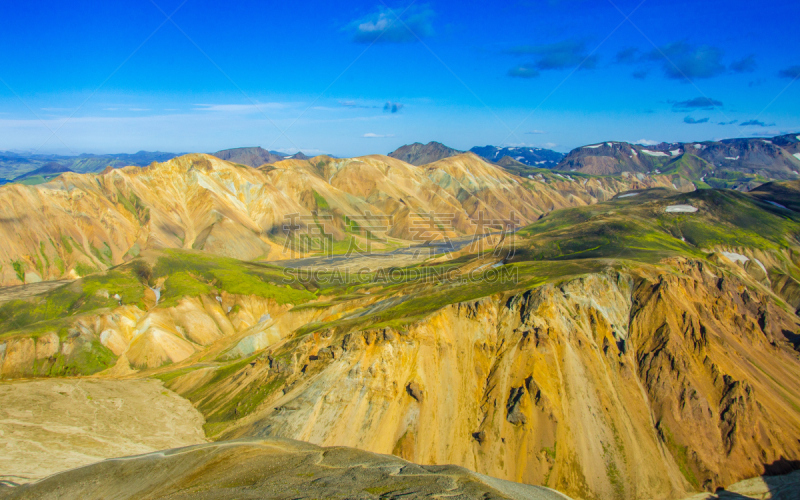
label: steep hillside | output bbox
[749,179,800,213]
[557,135,800,190]
[388,141,463,165]
[0,152,682,285]
[558,141,672,175]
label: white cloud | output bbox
[349,5,435,44]
[635,139,658,146]
[525,130,547,135]
[363,133,395,138]
[193,103,292,113]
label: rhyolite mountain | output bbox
[2,149,800,500]
[0,152,684,285]
[0,148,312,184]
[2,176,800,499]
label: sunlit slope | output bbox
[0,152,684,285]
[0,438,571,500]
[3,186,800,499]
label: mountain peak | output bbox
[212,146,285,167]
[388,141,463,166]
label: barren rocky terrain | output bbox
[0,438,572,500]
[0,378,206,485]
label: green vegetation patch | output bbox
[152,250,315,305]
[0,267,144,338]
[516,188,800,265]
[12,260,25,282]
[660,424,699,488]
[36,340,117,377]
[116,189,151,225]
[311,190,330,210]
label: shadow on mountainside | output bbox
[699,459,800,500]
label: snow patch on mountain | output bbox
[665,204,698,213]
[642,150,669,157]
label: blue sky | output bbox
[0,0,798,156]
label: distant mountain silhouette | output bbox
[388,141,463,165]
[11,162,72,181]
[212,147,311,167]
[470,145,564,168]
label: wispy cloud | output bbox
[525,130,547,135]
[718,120,738,125]
[632,70,648,80]
[672,97,723,111]
[730,55,756,73]
[778,65,800,79]
[740,119,775,127]
[507,39,598,71]
[635,139,658,146]
[684,116,709,124]
[339,100,378,109]
[348,5,434,44]
[615,47,639,64]
[193,103,290,113]
[647,41,726,80]
[508,65,540,78]
[363,132,395,138]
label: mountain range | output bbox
[4,133,798,192]
[388,135,800,191]
[1,144,800,500]
[387,141,564,168]
[0,152,682,285]
[0,148,312,184]
[0,150,183,183]
[470,144,565,168]
[556,135,800,190]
